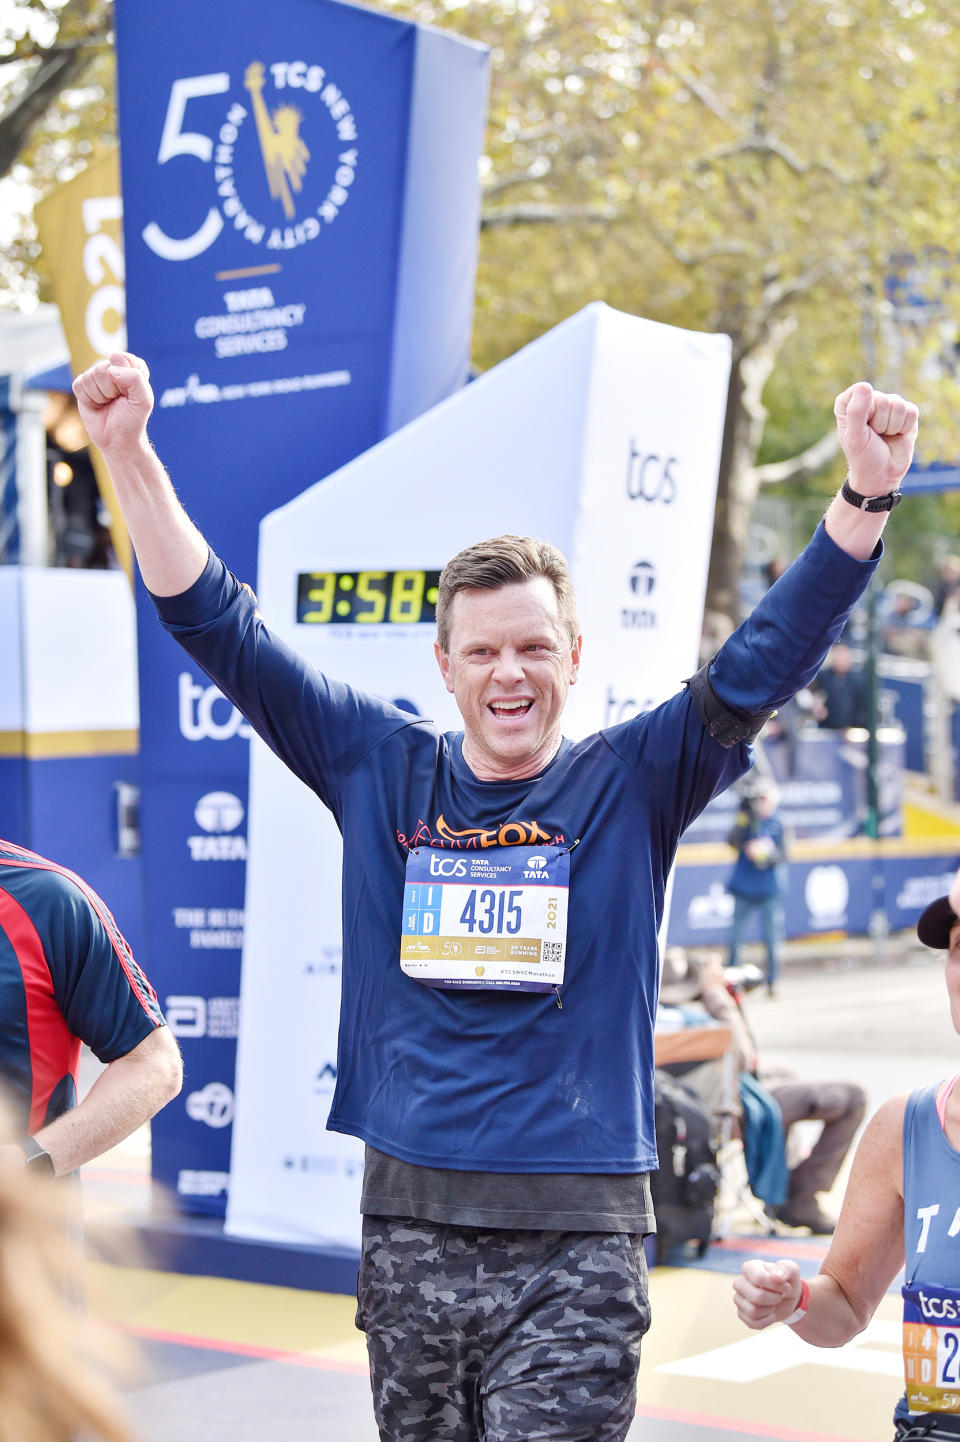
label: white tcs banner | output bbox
[226,303,732,1248]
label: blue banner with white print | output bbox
[116,0,488,1211]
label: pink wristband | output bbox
[783,1278,810,1327]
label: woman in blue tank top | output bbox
[732,866,960,1441]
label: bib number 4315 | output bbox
[459,889,522,935]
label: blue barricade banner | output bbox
[682,728,905,845]
[668,848,960,948]
[116,0,488,1211]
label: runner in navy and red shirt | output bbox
[0,839,182,1177]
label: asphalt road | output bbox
[746,935,956,1110]
[90,932,956,1442]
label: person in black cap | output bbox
[916,874,960,953]
[732,865,960,1441]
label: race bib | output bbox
[902,1283,960,1414]
[400,844,571,992]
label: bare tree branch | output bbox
[481,201,618,229]
[695,136,847,184]
[654,49,742,133]
[668,236,751,267]
[624,201,751,267]
[736,258,846,347]
[754,427,841,486]
[482,169,543,199]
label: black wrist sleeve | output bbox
[683,661,775,748]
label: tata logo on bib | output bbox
[523,855,549,880]
[142,62,360,264]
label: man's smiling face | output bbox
[435,577,581,782]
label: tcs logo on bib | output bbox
[428,854,467,878]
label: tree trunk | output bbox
[706,357,749,628]
[0,0,111,183]
[705,315,798,623]
[0,45,93,179]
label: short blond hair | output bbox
[436,535,579,653]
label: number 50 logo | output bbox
[141,66,360,262]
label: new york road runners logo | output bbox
[216,58,358,253]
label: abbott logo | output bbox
[194,792,244,833]
[185,1082,234,1129]
[165,995,207,1038]
[179,673,252,741]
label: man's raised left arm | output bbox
[695,381,919,738]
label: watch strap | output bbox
[19,1135,56,1177]
[841,477,903,513]
[783,1277,811,1327]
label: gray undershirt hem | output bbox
[361,1145,655,1234]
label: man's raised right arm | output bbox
[73,352,208,596]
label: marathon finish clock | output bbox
[296,569,441,625]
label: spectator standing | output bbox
[726,780,787,995]
[932,558,960,705]
[0,838,182,1178]
[812,640,869,731]
[879,583,934,661]
[933,555,960,619]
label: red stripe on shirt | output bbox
[0,843,161,1023]
[0,885,80,1132]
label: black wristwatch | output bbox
[19,1136,56,1177]
[841,477,903,513]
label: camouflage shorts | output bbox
[355,1217,652,1442]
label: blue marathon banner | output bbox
[668,847,960,948]
[116,0,488,1211]
[682,728,906,845]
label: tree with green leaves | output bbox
[424,0,960,618]
[0,0,113,296]
[5,0,960,612]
